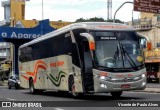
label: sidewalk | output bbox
[0,80,8,86]
[134,83,160,93]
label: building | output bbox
[2,0,72,28]
[0,0,72,77]
[132,12,160,83]
[0,42,12,78]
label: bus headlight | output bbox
[142,82,146,87]
[100,76,111,81]
[100,84,107,88]
[100,76,105,80]
[141,74,146,78]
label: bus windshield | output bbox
[90,31,145,72]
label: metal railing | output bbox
[132,18,152,26]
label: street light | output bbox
[113,1,133,23]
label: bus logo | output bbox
[124,78,128,82]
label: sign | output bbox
[145,49,160,63]
[134,0,160,14]
[0,19,55,40]
[145,50,160,57]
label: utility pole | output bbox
[107,0,112,20]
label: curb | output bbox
[133,88,160,93]
[0,81,8,86]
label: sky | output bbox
[0,0,140,22]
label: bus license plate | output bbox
[121,84,130,88]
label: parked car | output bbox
[8,75,20,89]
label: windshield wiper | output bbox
[96,65,114,71]
[119,43,138,70]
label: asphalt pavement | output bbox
[1,82,160,110]
[1,80,160,93]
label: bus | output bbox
[19,22,146,97]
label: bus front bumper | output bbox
[93,77,146,93]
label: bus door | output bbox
[79,33,94,92]
[80,40,94,92]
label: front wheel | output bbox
[15,83,19,89]
[110,91,122,98]
[29,79,37,94]
[70,77,83,98]
[8,83,11,89]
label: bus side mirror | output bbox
[89,42,95,50]
[80,33,95,50]
[147,42,151,50]
[138,33,151,50]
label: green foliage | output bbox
[75,17,123,23]
[75,17,105,22]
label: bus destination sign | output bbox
[134,0,160,14]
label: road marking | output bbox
[1,89,7,90]
[6,98,16,101]
[54,108,64,110]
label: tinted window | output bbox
[19,32,72,62]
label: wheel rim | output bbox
[72,84,78,96]
[30,81,34,93]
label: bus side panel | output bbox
[24,55,73,91]
[57,55,72,91]
[71,43,83,93]
[73,64,83,93]
[19,61,33,89]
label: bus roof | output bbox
[19,22,135,48]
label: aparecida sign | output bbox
[0,19,55,40]
[1,32,42,39]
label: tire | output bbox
[110,91,123,98]
[29,79,37,94]
[70,77,82,98]
[8,84,11,89]
[15,83,19,89]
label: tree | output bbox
[75,18,86,22]
[75,17,105,22]
[75,17,123,23]
[106,19,124,23]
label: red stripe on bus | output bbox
[33,65,47,84]
[21,75,29,80]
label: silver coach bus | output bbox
[19,22,146,98]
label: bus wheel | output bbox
[71,84,79,97]
[70,78,80,98]
[15,83,19,89]
[29,79,36,94]
[8,83,11,89]
[110,91,122,98]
